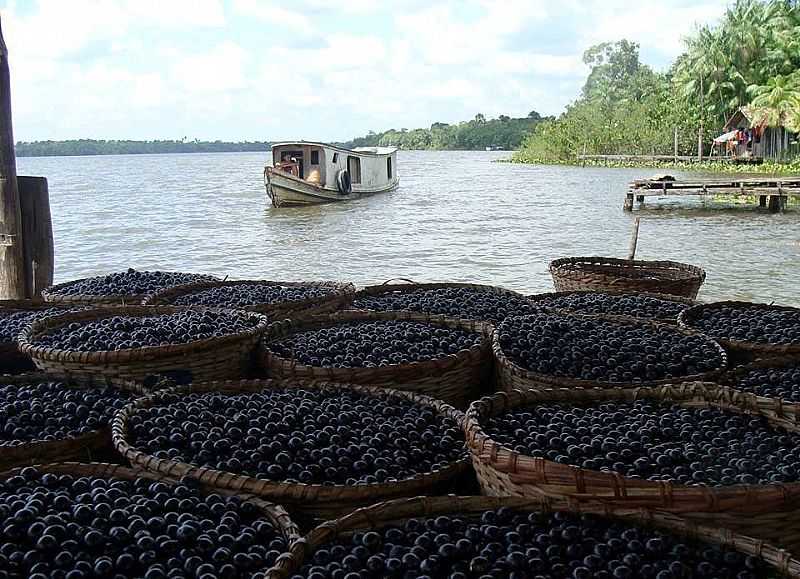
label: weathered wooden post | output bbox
[0,14,29,299]
[673,127,678,162]
[18,176,53,295]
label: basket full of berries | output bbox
[266,495,800,579]
[17,305,269,382]
[493,311,727,392]
[679,301,800,362]
[259,311,494,408]
[0,462,300,578]
[112,379,471,521]
[143,279,356,320]
[42,268,219,306]
[349,280,539,324]
[464,382,800,545]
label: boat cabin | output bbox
[270,141,398,193]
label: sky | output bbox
[0,0,732,142]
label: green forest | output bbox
[513,0,800,166]
[15,139,272,157]
[340,112,547,151]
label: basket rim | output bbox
[0,461,301,544]
[493,311,728,389]
[16,305,270,364]
[111,378,470,502]
[41,272,221,304]
[678,301,800,354]
[549,256,707,278]
[267,494,800,579]
[464,382,800,507]
[142,279,356,312]
[261,310,493,380]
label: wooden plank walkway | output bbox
[580,154,763,165]
[624,177,800,212]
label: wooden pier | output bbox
[624,177,800,212]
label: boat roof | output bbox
[271,141,398,156]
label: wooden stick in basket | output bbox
[628,217,641,260]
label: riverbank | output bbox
[507,153,800,175]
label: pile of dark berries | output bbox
[534,292,689,321]
[0,381,134,445]
[734,363,800,402]
[291,507,767,579]
[0,307,87,342]
[267,320,482,368]
[0,467,287,579]
[127,387,466,485]
[498,313,724,382]
[33,309,261,352]
[688,304,800,345]
[47,268,216,298]
[483,399,800,486]
[172,283,333,309]
[352,286,538,323]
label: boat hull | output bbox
[265,169,398,207]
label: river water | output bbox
[16,151,800,306]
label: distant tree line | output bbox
[15,139,272,157]
[340,112,549,151]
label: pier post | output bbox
[624,192,634,211]
[759,195,767,208]
[0,15,29,299]
[18,176,53,296]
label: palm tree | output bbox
[748,73,800,132]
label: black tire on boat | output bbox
[336,169,352,194]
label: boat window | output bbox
[387,157,392,179]
[347,156,362,184]
[332,152,338,163]
[311,150,319,165]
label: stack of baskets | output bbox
[549,256,706,299]
[2,268,799,578]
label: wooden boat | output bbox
[264,141,399,207]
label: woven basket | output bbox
[527,290,695,325]
[0,373,149,471]
[259,311,493,408]
[42,272,220,306]
[549,256,706,299]
[142,280,356,319]
[0,299,83,373]
[266,495,800,579]
[17,305,269,383]
[494,313,728,393]
[465,382,800,518]
[679,301,800,363]
[0,462,300,549]
[349,279,537,323]
[112,379,471,521]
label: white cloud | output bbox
[0,0,733,141]
[170,41,248,93]
[231,0,313,34]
